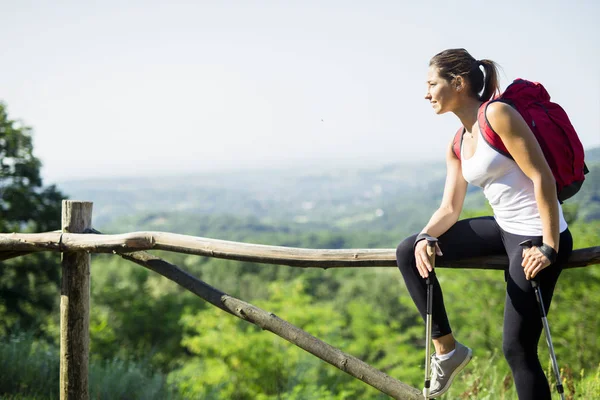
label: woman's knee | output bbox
[502,335,521,365]
[396,234,417,271]
[502,334,536,367]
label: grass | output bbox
[1,334,598,399]
[440,353,600,400]
[0,333,174,400]
[0,333,58,398]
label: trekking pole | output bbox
[519,240,565,400]
[423,238,438,400]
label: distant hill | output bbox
[56,147,600,235]
[56,161,448,233]
[586,146,600,162]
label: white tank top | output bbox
[460,130,568,236]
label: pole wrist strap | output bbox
[539,243,558,264]
[414,233,437,251]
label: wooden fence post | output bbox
[60,200,92,400]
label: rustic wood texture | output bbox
[60,201,92,400]
[0,231,598,269]
[120,250,422,400]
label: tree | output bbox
[0,102,66,337]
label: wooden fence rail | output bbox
[1,231,599,269]
[1,201,599,400]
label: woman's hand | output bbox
[521,246,552,280]
[414,239,443,278]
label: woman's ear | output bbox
[454,76,464,92]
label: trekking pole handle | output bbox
[426,238,438,264]
[426,238,438,283]
[426,237,438,254]
[519,239,540,288]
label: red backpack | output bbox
[453,78,588,202]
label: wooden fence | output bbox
[1,200,599,400]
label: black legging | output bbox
[396,216,573,400]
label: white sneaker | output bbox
[425,341,472,398]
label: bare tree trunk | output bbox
[60,200,92,400]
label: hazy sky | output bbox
[2,0,599,183]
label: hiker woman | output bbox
[395,48,573,399]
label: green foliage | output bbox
[85,201,600,398]
[2,222,599,399]
[551,221,600,374]
[0,332,174,400]
[0,102,64,233]
[89,358,174,400]
[170,278,363,399]
[0,333,58,397]
[439,355,600,399]
[0,103,66,337]
[89,254,206,370]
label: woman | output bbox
[395,48,573,399]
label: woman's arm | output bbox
[415,138,468,278]
[421,139,469,237]
[485,101,560,278]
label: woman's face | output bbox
[424,66,457,114]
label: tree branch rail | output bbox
[0,231,598,269]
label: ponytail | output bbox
[478,59,500,101]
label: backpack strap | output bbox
[477,100,512,159]
[452,127,463,160]
[453,100,515,161]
